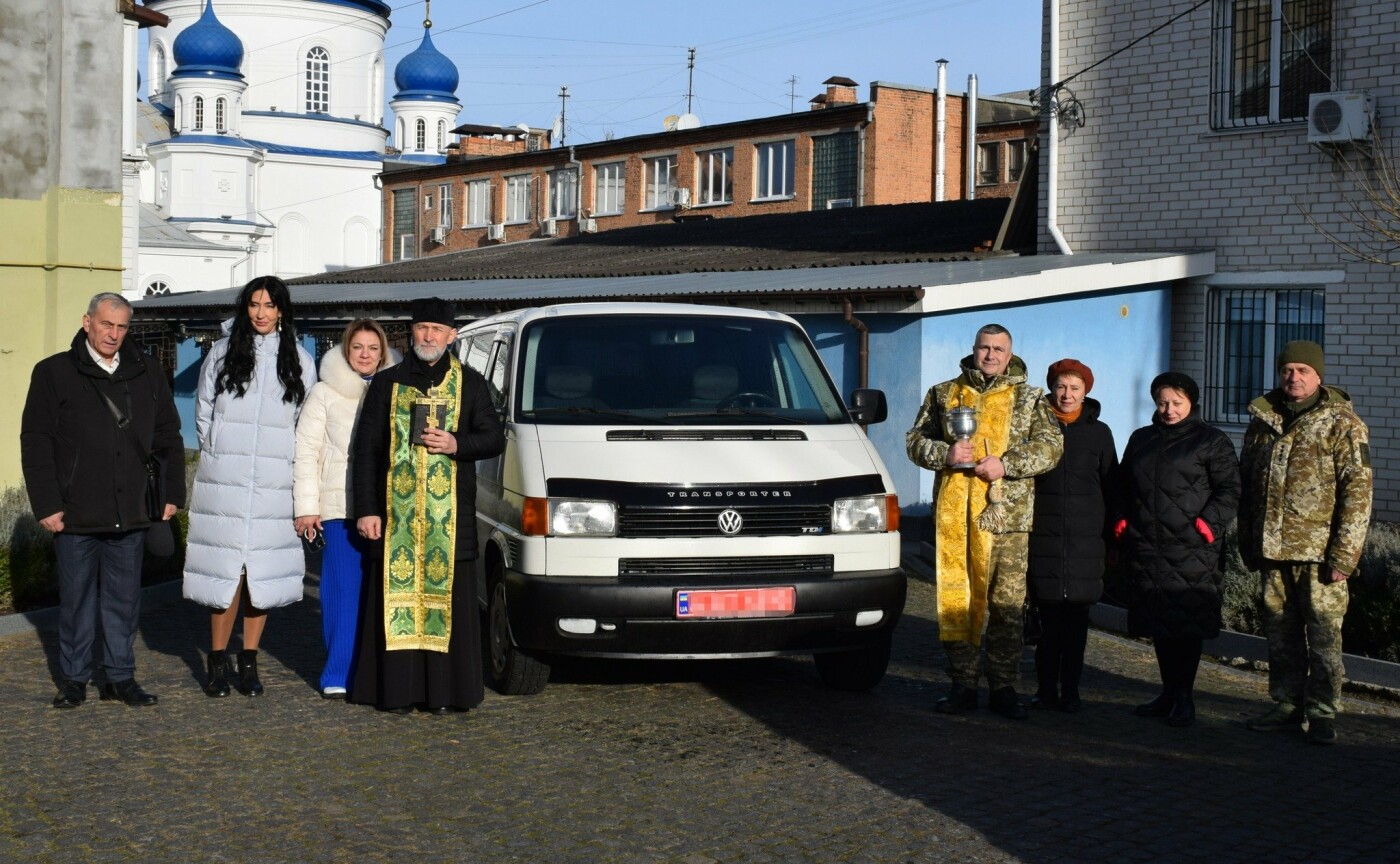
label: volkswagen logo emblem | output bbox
[717,508,743,535]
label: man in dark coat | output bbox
[350,297,505,713]
[20,292,185,709]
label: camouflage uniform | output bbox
[907,356,1063,689]
[1239,386,1372,718]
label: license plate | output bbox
[675,587,796,619]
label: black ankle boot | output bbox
[236,649,264,697]
[1167,690,1195,727]
[204,650,232,698]
[1134,690,1173,717]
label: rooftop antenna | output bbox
[685,47,696,114]
[787,75,799,113]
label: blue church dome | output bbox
[393,28,459,103]
[171,1,244,81]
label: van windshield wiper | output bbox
[664,409,805,424]
[527,407,638,421]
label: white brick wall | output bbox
[1042,0,1400,519]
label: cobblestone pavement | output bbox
[2,575,1398,864]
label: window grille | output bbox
[1204,286,1324,422]
[1210,0,1332,129]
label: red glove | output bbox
[1112,519,1127,540]
[1194,517,1215,544]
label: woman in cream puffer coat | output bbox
[293,320,398,697]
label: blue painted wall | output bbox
[796,282,1173,527]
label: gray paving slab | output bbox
[1,569,1397,863]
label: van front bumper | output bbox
[502,567,906,659]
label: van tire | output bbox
[486,568,550,695]
[814,635,892,691]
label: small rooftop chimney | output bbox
[822,76,859,106]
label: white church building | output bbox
[127,0,459,298]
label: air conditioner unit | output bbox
[430,226,446,243]
[1308,91,1375,145]
[540,218,558,237]
[486,223,505,241]
[580,217,598,234]
[668,187,691,207]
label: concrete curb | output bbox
[904,540,1400,696]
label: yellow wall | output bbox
[0,187,123,490]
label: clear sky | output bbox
[384,0,1043,144]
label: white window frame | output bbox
[548,168,578,219]
[215,97,227,133]
[438,120,447,152]
[152,44,167,96]
[754,140,795,200]
[193,96,204,132]
[505,174,532,224]
[438,183,453,229]
[415,119,426,151]
[305,46,330,113]
[593,162,625,215]
[144,280,170,297]
[463,178,491,227]
[698,147,734,205]
[643,155,677,210]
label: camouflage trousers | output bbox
[1261,562,1349,718]
[943,532,1027,690]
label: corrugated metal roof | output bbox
[138,204,230,250]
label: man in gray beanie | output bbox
[1238,340,1372,744]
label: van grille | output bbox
[618,555,833,579]
[617,504,830,537]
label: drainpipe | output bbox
[935,60,947,202]
[843,298,870,392]
[568,145,583,223]
[856,104,872,206]
[1047,0,1074,254]
[965,74,977,200]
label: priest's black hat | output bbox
[410,297,456,328]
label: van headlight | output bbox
[832,495,886,533]
[548,499,617,536]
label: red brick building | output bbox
[381,76,1036,261]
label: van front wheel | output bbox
[487,572,550,695]
[814,635,892,691]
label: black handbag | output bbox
[94,385,165,522]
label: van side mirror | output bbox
[848,388,888,425]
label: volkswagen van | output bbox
[457,302,905,694]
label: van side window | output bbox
[486,338,510,411]
[463,330,495,375]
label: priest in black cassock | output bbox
[348,297,505,713]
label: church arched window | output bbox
[152,45,167,96]
[306,47,330,113]
[193,96,204,132]
[396,118,405,151]
[415,119,426,151]
[216,98,227,133]
[144,280,170,297]
[438,120,447,151]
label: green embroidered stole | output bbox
[383,355,462,653]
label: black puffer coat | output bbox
[1029,398,1117,605]
[1117,413,1241,640]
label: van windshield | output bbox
[516,314,848,425]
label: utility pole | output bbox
[685,47,696,114]
[787,75,798,113]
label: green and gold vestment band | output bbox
[383,355,462,653]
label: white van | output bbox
[457,302,906,694]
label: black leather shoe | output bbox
[381,705,413,714]
[99,679,158,707]
[1166,691,1195,727]
[236,649,264,697]
[1058,697,1083,714]
[989,687,1029,720]
[935,683,978,714]
[1134,691,1173,717]
[52,679,86,709]
[1028,691,1057,710]
[429,705,465,715]
[204,651,233,698]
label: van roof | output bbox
[458,301,798,333]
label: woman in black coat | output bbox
[1115,372,1240,728]
[1028,359,1117,713]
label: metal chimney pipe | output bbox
[935,59,948,202]
[966,74,978,200]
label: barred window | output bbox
[1211,0,1332,129]
[1205,286,1324,423]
